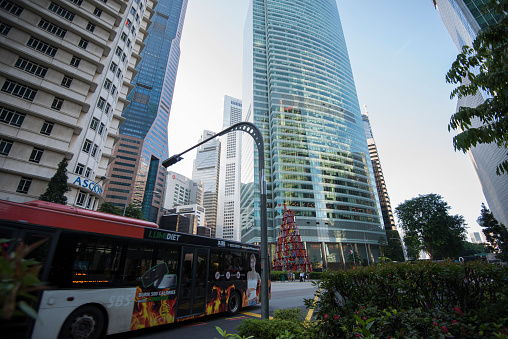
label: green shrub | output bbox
[237,318,306,339]
[307,260,508,338]
[273,308,303,322]
[270,271,286,281]
[308,272,322,280]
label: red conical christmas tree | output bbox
[273,204,312,272]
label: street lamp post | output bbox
[162,122,269,320]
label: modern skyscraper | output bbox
[104,0,188,222]
[217,96,243,241]
[242,0,385,269]
[192,130,221,237]
[433,0,508,226]
[163,170,203,210]
[362,106,396,231]
[0,0,153,208]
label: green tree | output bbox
[445,0,508,175]
[459,240,492,257]
[98,202,145,220]
[478,203,508,261]
[395,194,467,260]
[383,229,405,262]
[39,158,70,204]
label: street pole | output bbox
[162,122,269,319]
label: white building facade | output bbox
[0,0,154,208]
[163,170,203,210]
[192,130,220,237]
[216,96,242,241]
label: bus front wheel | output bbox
[227,291,241,315]
[59,305,106,339]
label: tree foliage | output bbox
[459,240,492,257]
[98,202,145,220]
[445,0,508,175]
[479,203,508,261]
[395,194,467,260]
[39,158,70,204]
[382,229,406,262]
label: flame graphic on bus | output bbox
[206,284,236,315]
[130,286,177,330]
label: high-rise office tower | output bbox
[362,106,396,231]
[163,170,203,210]
[0,0,153,208]
[433,0,508,226]
[242,0,385,269]
[216,96,242,241]
[192,130,221,237]
[104,0,188,222]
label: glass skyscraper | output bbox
[105,0,188,221]
[241,0,385,269]
[433,0,508,226]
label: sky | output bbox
[167,0,487,235]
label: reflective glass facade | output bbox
[241,0,385,267]
[435,0,508,226]
[107,0,188,221]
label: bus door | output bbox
[177,247,209,318]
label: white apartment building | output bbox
[163,170,203,210]
[0,0,154,208]
[216,96,242,241]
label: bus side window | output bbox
[209,250,222,282]
[154,243,180,289]
[122,242,155,286]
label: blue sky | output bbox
[168,0,486,234]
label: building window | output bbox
[93,7,102,17]
[0,138,13,155]
[78,38,88,49]
[29,147,43,163]
[51,97,64,110]
[103,79,111,90]
[90,117,99,130]
[121,32,127,41]
[84,167,91,178]
[61,75,73,88]
[125,19,131,27]
[16,177,32,194]
[126,39,131,48]
[109,62,117,73]
[68,0,83,7]
[40,121,54,135]
[135,13,140,23]
[115,46,122,57]
[0,107,25,127]
[82,139,92,153]
[121,53,126,62]
[38,19,66,38]
[76,191,86,206]
[75,163,85,175]
[0,22,11,35]
[97,97,106,110]
[104,103,111,114]
[86,22,95,33]
[116,68,121,78]
[48,2,75,21]
[98,123,105,135]
[111,85,117,95]
[1,80,37,101]
[14,57,48,78]
[91,144,98,157]
[26,37,58,57]
[70,56,81,68]
[131,25,136,34]
[0,0,23,16]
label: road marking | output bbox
[227,316,250,321]
[241,311,273,320]
[305,288,321,322]
[180,322,207,328]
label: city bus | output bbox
[0,200,266,339]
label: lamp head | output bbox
[162,154,184,168]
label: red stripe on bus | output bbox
[0,200,154,239]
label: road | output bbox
[108,280,319,339]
